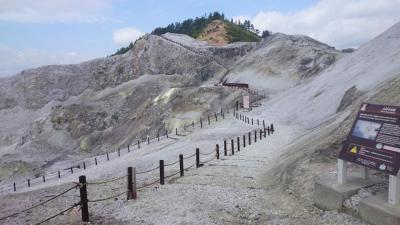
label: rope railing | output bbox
[183,153,196,160]
[164,159,180,167]
[136,166,160,175]
[0,184,78,221]
[87,190,127,203]
[86,175,127,185]
[33,202,80,225]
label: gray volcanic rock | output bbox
[0,32,340,177]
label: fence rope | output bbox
[185,163,196,170]
[164,159,180,167]
[200,155,217,164]
[199,150,214,156]
[33,202,80,225]
[86,175,127,185]
[137,179,160,190]
[88,190,127,203]
[136,166,160,175]
[0,184,78,221]
[164,170,181,179]
[183,153,196,160]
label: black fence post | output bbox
[192,121,194,128]
[196,148,200,168]
[236,101,239,111]
[128,145,130,152]
[43,175,46,183]
[231,139,234,155]
[237,137,240,152]
[179,155,184,177]
[118,148,121,157]
[166,130,169,138]
[13,182,16,192]
[268,127,270,136]
[83,162,86,170]
[264,127,266,138]
[263,120,266,128]
[215,112,218,122]
[255,130,257,142]
[220,108,223,116]
[58,171,61,178]
[147,137,150,145]
[79,176,89,222]
[176,128,178,135]
[70,167,73,174]
[28,179,30,187]
[157,133,160,141]
[271,123,275,134]
[138,140,140,149]
[127,167,133,200]
[95,157,98,165]
[243,135,246,148]
[224,140,227,156]
[107,153,109,161]
[159,160,165,185]
[200,118,203,128]
[248,132,251,145]
[216,144,220,159]
[252,118,253,125]
[260,129,263,140]
[208,115,210,125]
[257,119,260,126]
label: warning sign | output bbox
[339,103,400,176]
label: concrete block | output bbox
[314,174,383,210]
[359,193,400,225]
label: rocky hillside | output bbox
[0,30,341,179]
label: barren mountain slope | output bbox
[0,32,342,181]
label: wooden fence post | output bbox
[243,135,246,148]
[216,144,220,159]
[79,176,89,222]
[159,160,165,185]
[248,132,251,145]
[127,167,133,200]
[231,139,234,155]
[237,137,240,152]
[196,148,200,168]
[179,155,184,177]
[224,140,227,156]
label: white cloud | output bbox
[0,47,92,77]
[248,0,400,49]
[0,0,113,23]
[113,27,145,46]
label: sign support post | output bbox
[337,159,348,185]
[389,174,400,205]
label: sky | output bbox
[1,0,400,77]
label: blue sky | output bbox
[1,0,400,76]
